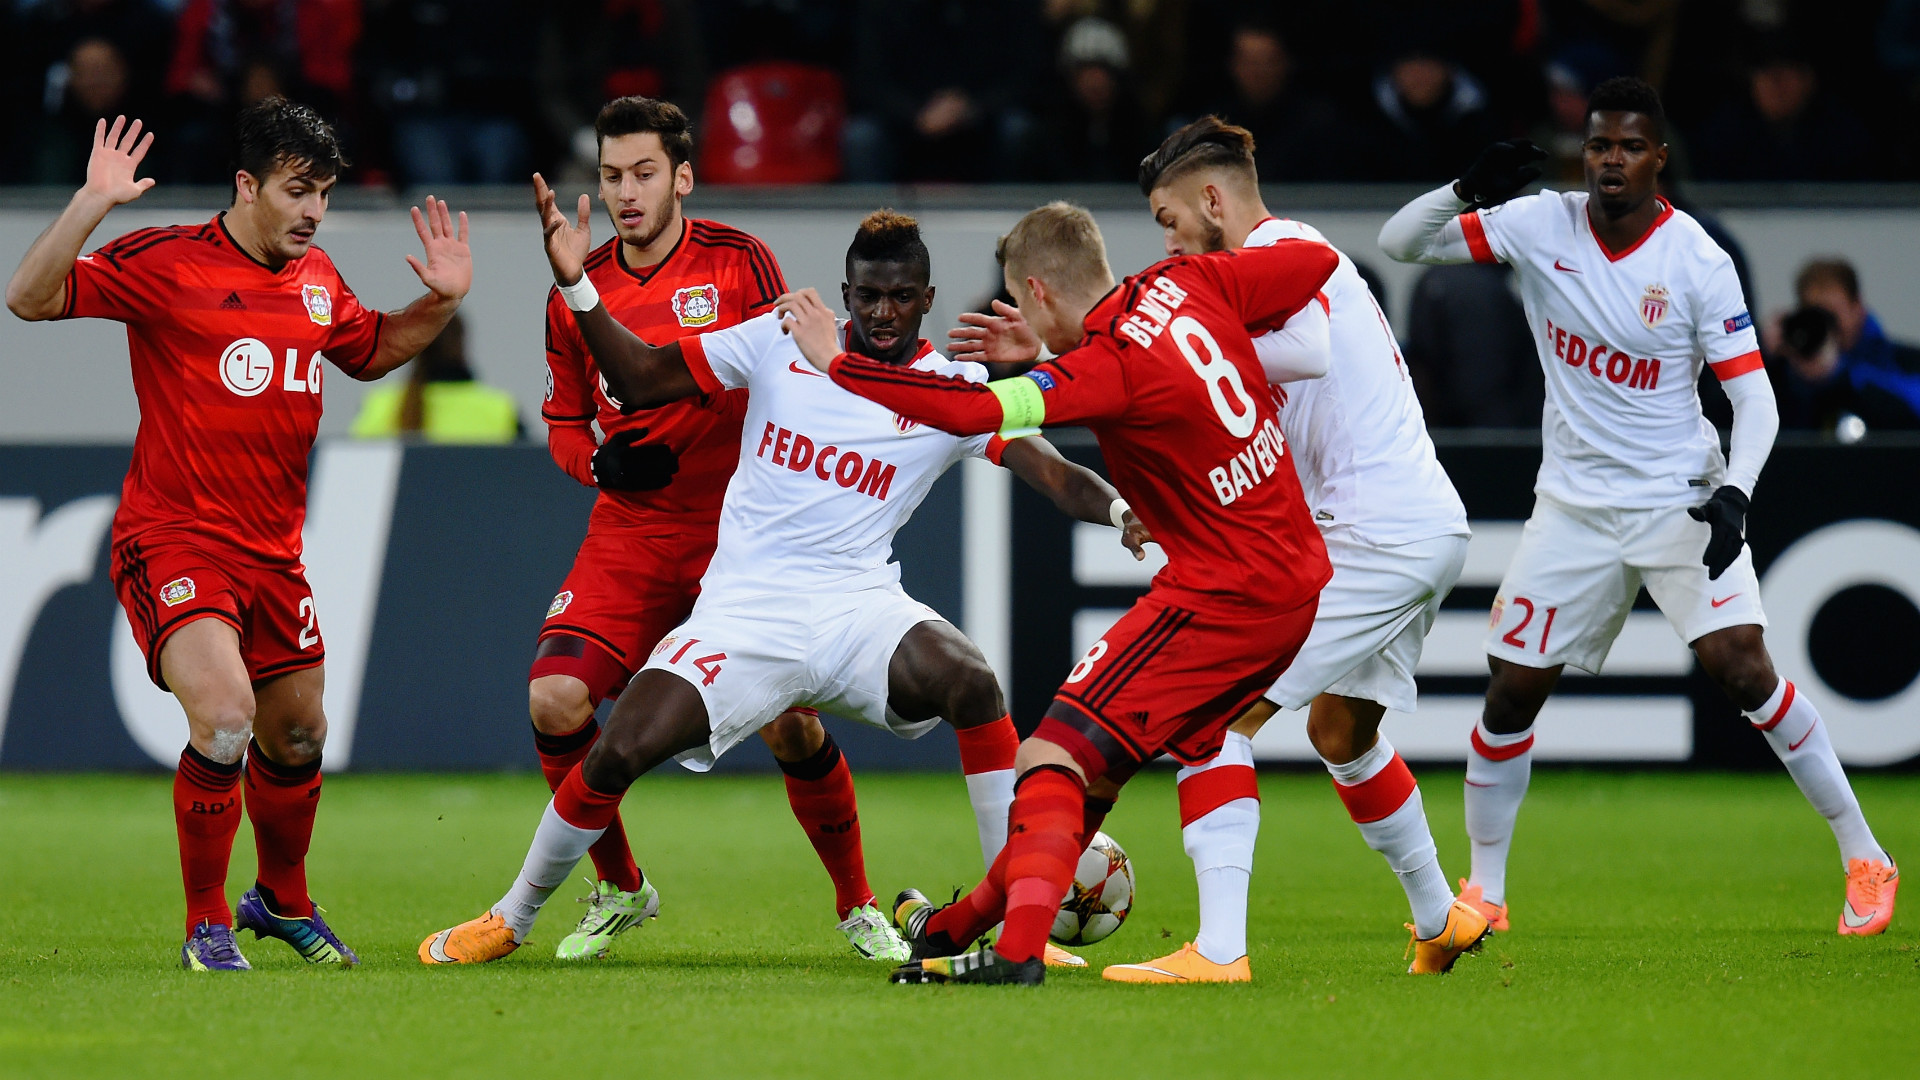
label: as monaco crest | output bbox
[672,284,720,328]
[302,283,332,326]
[1639,284,1670,329]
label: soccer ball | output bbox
[1049,831,1134,946]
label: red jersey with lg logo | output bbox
[59,215,383,563]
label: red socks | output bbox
[242,739,321,918]
[174,745,242,934]
[777,734,874,918]
[553,764,626,833]
[955,716,1019,775]
[995,766,1090,963]
[534,720,642,892]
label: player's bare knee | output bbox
[942,655,1004,728]
[758,710,824,761]
[528,675,593,735]
[194,707,255,764]
[1694,627,1777,711]
[1483,660,1555,734]
[1306,711,1362,764]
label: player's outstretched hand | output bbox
[775,288,842,372]
[1687,485,1750,581]
[82,116,156,207]
[592,428,679,491]
[532,173,590,286]
[406,195,471,302]
[1454,139,1547,212]
[1118,508,1155,562]
[949,300,1042,365]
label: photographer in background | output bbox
[1769,259,1920,434]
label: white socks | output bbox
[492,800,606,940]
[1746,679,1886,868]
[964,770,1016,866]
[1463,720,1534,907]
[1325,736,1452,938]
[1178,731,1260,965]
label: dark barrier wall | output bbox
[2,439,1916,770]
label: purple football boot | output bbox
[181,921,252,971]
[236,887,360,965]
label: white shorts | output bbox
[1267,529,1469,713]
[641,584,946,771]
[1486,494,1766,674]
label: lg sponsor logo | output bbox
[219,337,325,397]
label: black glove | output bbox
[1455,139,1548,212]
[1687,486,1750,581]
[591,428,679,491]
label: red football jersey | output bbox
[831,241,1339,613]
[542,218,787,531]
[59,215,384,564]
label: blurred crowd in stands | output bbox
[6,0,1920,188]
[8,0,1915,438]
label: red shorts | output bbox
[1041,592,1318,775]
[110,535,324,691]
[531,525,716,701]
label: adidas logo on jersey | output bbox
[219,291,246,310]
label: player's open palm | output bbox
[407,195,471,302]
[83,116,156,206]
[532,173,591,286]
[949,300,1041,365]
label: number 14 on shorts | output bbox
[654,636,727,685]
[1492,596,1557,654]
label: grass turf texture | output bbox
[1,770,1916,1078]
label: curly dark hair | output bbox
[233,96,346,198]
[846,208,929,280]
[1137,115,1258,196]
[594,96,694,168]
[1586,76,1666,141]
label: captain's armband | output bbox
[988,373,1048,438]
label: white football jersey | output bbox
[1246,217,1468,546]
[1462,191,1762,509]
[681,313,998,596]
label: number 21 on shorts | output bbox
[666,637,728,686]
[1496,596,1557,654]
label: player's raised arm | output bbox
[5,116,155,321]
[998,436,1154,560]
[1193,240,1339,333]
[1379,139,1546,265]
[349,195,472,380]
[531,173,702,408]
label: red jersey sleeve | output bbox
[321,271,384,377]
[542,289,598,427]
[1186,241,1339,337]
[829,340,1131,435]
[58,228,178,323]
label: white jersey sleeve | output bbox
[683,310,787,391]
[1253,293,1332,383]
[1462,192,1558,266]
[1690,251,1763,377]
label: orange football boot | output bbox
[1101,942,1251,984]
[1457,879,1510,932]
[1838,858,1898,936]
[419,912,520,964]
[1044,943,1088,968]
[1406,900,1491,974]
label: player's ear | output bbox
[920,284,936,312]
[233,170,257,206]
[1026,276,1046,308]
[675,161,694,198]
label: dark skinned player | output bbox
[421,197,1150,963]
[1380,76,1896,936]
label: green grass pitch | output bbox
[1,768,1915,1078]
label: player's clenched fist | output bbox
[775,288,841,372]
[532,172,592,286]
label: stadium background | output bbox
[0,0,1917,774]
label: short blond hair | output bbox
[996,202,1114,302]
